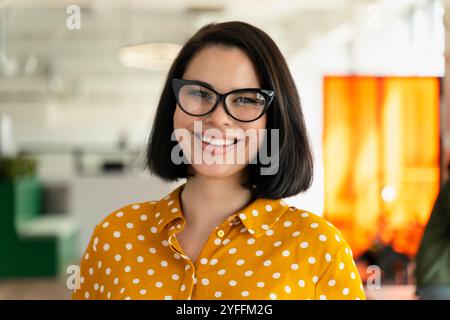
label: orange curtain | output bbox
[323,76,440,258]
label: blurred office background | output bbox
[0,0,449,299]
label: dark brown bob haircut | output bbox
[146,21,313,199]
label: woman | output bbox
[73,21,365,300]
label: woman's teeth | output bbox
[198,134,236,146]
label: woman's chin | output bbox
[190,163,245,179]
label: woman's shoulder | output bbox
[91,200,159,239]
[280,205,351,252]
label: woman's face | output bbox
[173,45,267,179]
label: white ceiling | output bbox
[0,0,357,104]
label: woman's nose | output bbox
[203,100,233,126]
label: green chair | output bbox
[0,177,79,278]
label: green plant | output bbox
[0,155,37,180]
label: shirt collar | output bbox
[153,183,290,238]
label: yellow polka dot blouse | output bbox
[72,183,366,300]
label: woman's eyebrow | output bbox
[190,79,261,91]
[191,79,214,89]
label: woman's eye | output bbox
[235,97,257,105]
[190,90,211,99]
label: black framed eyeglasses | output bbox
[172,78,275,122]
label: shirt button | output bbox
[217,230,225,237]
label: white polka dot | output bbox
[251,209,259,217]
[272,272,281,279]
[312,276,319,283]
[298,280,305,287]
[247,238,255,245]
[116,211,124,217]
[140,214,148,221]
[269,293,277,300]
[97,261,102,269]
[265,205,272,212]
[214,238,222,245]
[265,229,274,236]
[308,257,316,264]
[155,282,163,288]
[325,253,332,262]
[201,278,209,285]
[125,243,133,250]
[310,223,319,229]
[218,269,226,276]
[273,241,282,247]
[339,262,345,270]
[113,278,119,285]
[84,292,89,299]
[292,231,301,237]
[291,263,299,270]
[263,260,272,267]
[282,250,290,257]
[236,259,245,266]
[214,291,222,298]
[140,289,146,295]
[126,222,134,229]
[283,221,292,227]
[94,283,99,291]
[161,260,168,267]
[132,278,140,284]
[131,204,140,210]
[284,285,292,294]
[114,254,122,261]
[255,250,264,256]
[261,224,269,230]
[244,270,253,277]
[228,247,237,254]
[200,258,208,265]
[147,269,154,276]
[103,243,110,251]
[162,240,169,246]
[351,272,356,280]
[319,235,327,242]
[137,235,145,241]
[125,266,131,273]
[229,280,237,287]
[113,231,121,238]
[222,239,230,245]
[241,291,250,297]
[343,288,349,295]
[301,212,309,218]
[300,241,309,248]
[137,256,144,263]
[239,213,247,220]
[149,247,156,254]
[335,234,341,242]
[150,227,157,233]
[180,284,186,291]
[210,258,218,265]
[257,282,265,288]
[164,295,172,300]
[320,295,327,300]
[328,279,336,287]
[89,267,94,275]
[171,208,178,213]
[172,274,179,280]
[102,221,109,228]
[248,229,255,234]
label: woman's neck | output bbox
[179,174,253,232]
